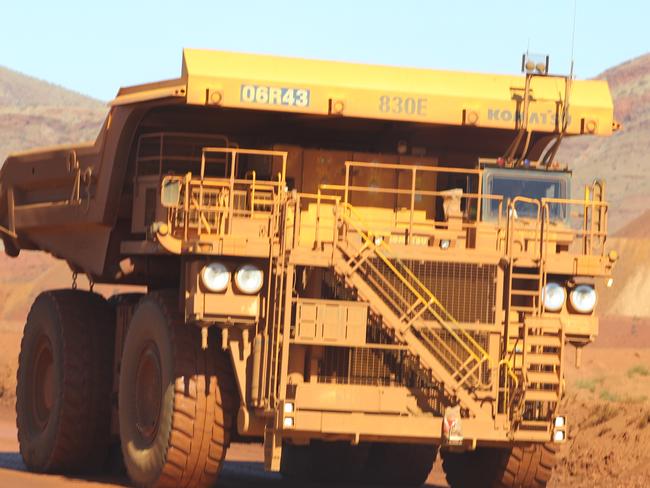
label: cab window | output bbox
[482,168,570,222]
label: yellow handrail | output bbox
[338,202,492,369]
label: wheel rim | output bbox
[134,341,163,444]
[32,334,54,431]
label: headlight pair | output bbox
[201,262,264,294]
[542,282,596,313]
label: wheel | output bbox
[281,441,435,486]
[280,443,316,481]
[280,441,370,483]
[441,443,557,488]
[16,290,115,473]
[365,443,438,486]
[118,291,236,487]
[106,292,145,476]
[108,292,145,308]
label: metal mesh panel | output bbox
[350,348,399,386]
[417,329,491,386]
[318,346,438,388]
[371,259,497,324]
[318,347,350,384]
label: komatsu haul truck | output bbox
[0,49,617,487]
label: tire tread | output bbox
[147,291,236,488]
[17,290,114,473]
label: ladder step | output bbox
[518,420,551,429]
[524,390,560,402]
[527,335,561,347]
[527,372,560,385]
[511,290,539,297]
[511,306,537,312]
[511,273,542,280]
[525,354,560,366]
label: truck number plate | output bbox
[240,84,310,108]
[379,95,427,116]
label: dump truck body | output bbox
[3,50,617,487]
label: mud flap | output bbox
[442,405,463,446]
[264,422,283,471]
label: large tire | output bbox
[118,291,236,488]
[281,441,370,483]
[106,292,145,476]
[441,443,557,488]
[281,441,435,486]
[279,442,316,481]
[16,290,115,473]
[365,443,438,486]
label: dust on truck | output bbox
[0,50,618,487]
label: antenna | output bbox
[570,0,577,77]
[541,2,578,168]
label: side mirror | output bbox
[161,178,182,208]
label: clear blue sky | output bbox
[1,0,648,101]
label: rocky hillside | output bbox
[560,53,650,232]
[0,66,106,165]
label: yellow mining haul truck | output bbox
[0,49,617,487]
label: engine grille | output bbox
[317,344,444,413]
[372,259,497,324]
[317,315,434,386]
[318,346,436,387]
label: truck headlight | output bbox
[542,282,566,312]
[570,285,597,313]
[235,265,264,294]
[201,262,230,292]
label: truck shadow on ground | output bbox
[0,453,446,487]
[0,451,130,486]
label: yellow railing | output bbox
[162,174,283,240]
[160,147,288,241]
[541,194,608,257]
[320,160,507,239]
[337,202,493,387]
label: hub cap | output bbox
[134,341,163,444]
[32,335,54,430]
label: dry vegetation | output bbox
[550,395,650,488]
[0,65,106,164]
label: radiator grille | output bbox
[371,260,497,324]
[318,346,437,388]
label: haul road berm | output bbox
[0,49,618,487]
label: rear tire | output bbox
[279,442,316,481]
[365,443,437,486]
[281,441,370,483]
[106,292,145,476]
[281,441,435,486]
[16,290,114,473]
[118,291,235,487]
[441,443,557,488]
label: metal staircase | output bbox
[522,322,563,405]
[330,203,493,416]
